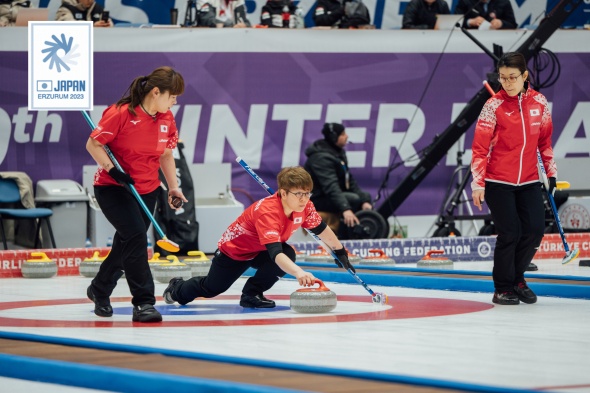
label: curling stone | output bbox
[304,247,333,262]
[346,250,362,264]
[181,250,212,277]
[290,279,337,314]
[21,252,57,278]
[416,250,453,269]
[152,255,192,283]
[79,251,109,278]
[148,252,168,275]
[292,246,307,261]
[358,249,396,266]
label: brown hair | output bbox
[497,52,527,74]
[117,66,185,115]
[277,166,313,192]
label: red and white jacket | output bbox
[471,87,557,191]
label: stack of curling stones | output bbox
[152,255,192,283]
[21,252,57,278]
[416,249,453,269]
[358,249,395,266]
[181,250,212,277]
[290,279,337,313]
[79,251,109,278]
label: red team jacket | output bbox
[471,87,557,191]
[218,193,323,261]
[90,103,179,194]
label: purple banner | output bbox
[1,51,589,216]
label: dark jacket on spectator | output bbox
[260,1,303,28]
[304,139,371,214]
[455,0,517,29]
[197,0,251,27]
[402,0,450,29]
[55,0,104,22]
[313,0,370,29]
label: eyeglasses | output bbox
[497,73,522,84]
[288,191,312,199]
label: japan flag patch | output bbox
[294,217,302,224]
[160,125,168,133]
[530,108,540,117]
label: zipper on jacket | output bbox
[517,93,526,185]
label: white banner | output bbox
[28,21,93,111]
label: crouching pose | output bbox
[163,166,354,308]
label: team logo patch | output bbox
[530,108,540,116]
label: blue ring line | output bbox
[0,331,543,393]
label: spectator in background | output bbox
[313,0,371,29]
[55,0,112,27]
[260,0,304,28]
[304,123,373,239]
[455,0,516,30]
[197,0,251,28]
[0,0,31,27]
[402,0,450,30]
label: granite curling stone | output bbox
[358,249,395,266]
[290,279,337,314]
[416,249,453,269]
[79,251,109,278]
[181,250,212,277]
[22,252,57,278]
[304,247,333,263]
[152,255,192,283]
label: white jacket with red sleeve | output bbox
[471,87,557,191]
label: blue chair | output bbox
[0,178,56,250]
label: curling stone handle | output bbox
[187,250,206,258]
[368,249,384,257]
[312,279,328,290]
[426,250,445,258]
[29,252,52,262]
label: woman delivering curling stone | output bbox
[163,166,355,308]
[471,52,557,306]
[86,66,187,322]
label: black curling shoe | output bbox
[526,262,538,271]
[132,304,162,323]
[514,282,537,304]
[492,291,520,305]
[240,294,276,309]
[87,285,113,317]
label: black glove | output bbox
[548,177,556,196]
[334,247,355,273]
[108,167,135,185]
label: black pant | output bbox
[485,182,545,292]
[175,243,294,305]
[92,185,159,306]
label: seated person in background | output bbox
[55,0,112,27]
[402,0,450,29]
[0,0,30,27]
[260,0,304,28]
[197,0,251,28]
[304,123,373,238]
[313,0,371,29]
[455,0,516,30]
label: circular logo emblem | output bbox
[560,203,590,230]
[477,241,492,258]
